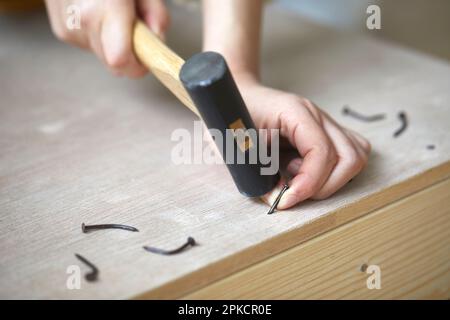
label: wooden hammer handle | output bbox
[132,21,199,116]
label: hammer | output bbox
[133,21,280,198]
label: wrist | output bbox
[231,69,260,88]
[202,45,260,84]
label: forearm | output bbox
[202,0,263,82]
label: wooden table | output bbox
[0,5,449,299]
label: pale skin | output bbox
[44,0,370,209]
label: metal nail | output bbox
[267,184,289,215]
[75,253,99,282]
[143,237,196,255]
[393,111,408,137]
[343,105,386,122]
[82,223,139,233]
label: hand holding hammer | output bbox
[44,0,371,210]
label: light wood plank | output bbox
[184,178,450,299]
[0,5,449,299]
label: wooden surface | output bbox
[184,178,450,299]
[0,5,450,299]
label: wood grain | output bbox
[0,5,449,299]
[183,178,450,299]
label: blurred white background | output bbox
[276,0,450,61]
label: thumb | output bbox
[137,0,170,40]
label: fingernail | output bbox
[277,192,295,210]
[265,184,285,206]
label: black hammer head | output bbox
[180,52,279,197]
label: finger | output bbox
[323,112,370,160]
[261,157,302,207]
[44,0,89,49]
[324,113,368,162]
[261,178,289,206]
[100,0,148,78]
[313,119,366,200]
[276,108,337,209]
[345,130,370,163]
[345,128,371,154]
[137,0,170,40]
[85,9,107,66]
[322,111,371,156]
